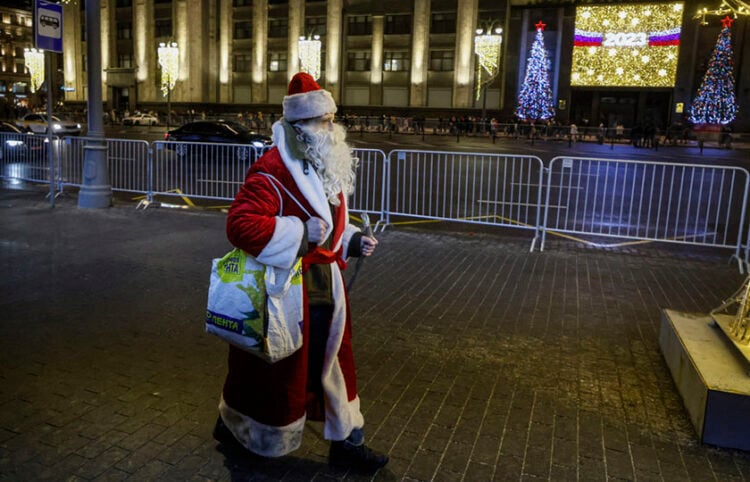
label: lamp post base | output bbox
[77,143,112,209]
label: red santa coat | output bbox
[219,121,364,457]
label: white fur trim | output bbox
[321,262,365,440]
[283,89,337,122]
[272,121,333,244]
[219,396,305,457]
[256,216,304,270]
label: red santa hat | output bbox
[282,72,337,123]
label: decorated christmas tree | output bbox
[515,21,555,121]
[688,16,738,125]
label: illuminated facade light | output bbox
[298,35,321,81]
[24,48,44,93]
[473,23,503,101]
[157,41,179,98]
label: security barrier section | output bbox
[151,141,260,202]
[349,148,388,224]
[388,150,544,246]
[60,137,151,194]
[543,157,749,267]
[6,135,750,269]
[0,132,57,184]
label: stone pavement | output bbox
[1,186,750,481]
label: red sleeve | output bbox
[226,173,280,257]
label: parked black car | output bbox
[165,120,272,147]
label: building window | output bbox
[234,21,251,39]
[234,54,252,72]
[429,50,453,71]
[116,0,132,7]
[385,14,411,35]
[82,54,87,72]
[268,52,287,72]
[155,19,172,38]
[232,0,251,5]
[347,51,370,71]
[347,15,371,36]
[116,22,132,40]
[154,0,171,4]
[80,22,87,42]
[431,13,455,34]
[118,54,133,68]
[384,51,409,71]
[306,16,326,36]
[268,18,288,38]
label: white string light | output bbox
[298,35,321,81]
[695,0,750,24]
[157,41,179,98]
[24,48,45,93]
[474,25,503,101]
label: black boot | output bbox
[213,415,247,453]
[329,440,389,473]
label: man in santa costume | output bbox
[213,72,388,473]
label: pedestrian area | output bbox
[1,186,749,481]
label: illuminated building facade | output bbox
[0,2,35,110]
[2,0,748,130]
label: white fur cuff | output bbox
[283,89,337,122]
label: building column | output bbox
[453,0,478,108]
[101,0,112,105]
[174,0,205,103]
[324,0,342,102]
[370,15,384,105]
[251,0,268,103]
[62,2,82,102]
[218,0,231,103]
[288,0,305,80]
[134,0,156,103]
[409,0,430,107]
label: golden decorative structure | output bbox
[298,34,322,81]
[24,48,45,93]
[695,0,750,24]
[711,275,750,365]
[474,24,503,101]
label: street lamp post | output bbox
[298,34,321,80]
[474,22,503,130]
[157,41,179,129]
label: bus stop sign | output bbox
[35,0,63,53]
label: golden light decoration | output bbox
[24,48,44,93]
[474,24,503,101]
[298,35,321,81]
[157,41,179,98]
[695,0,750,24]
[571,3,683,88]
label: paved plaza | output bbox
[1,186,750,481]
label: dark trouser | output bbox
[307,304,332,418]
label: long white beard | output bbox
[297,122,358,206]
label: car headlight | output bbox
[5,140,24,147]
[76,124,81,129]
[251,141,264,148]
[53,123,62,130]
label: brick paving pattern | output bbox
[1,187,749,481]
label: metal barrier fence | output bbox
[0,132,58,185]
[387,150,545,249]
[8,137,750,268]
[60,137,151,195]
[349,148,387,226]
[151,140,260,202]
[542,156,749,269]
